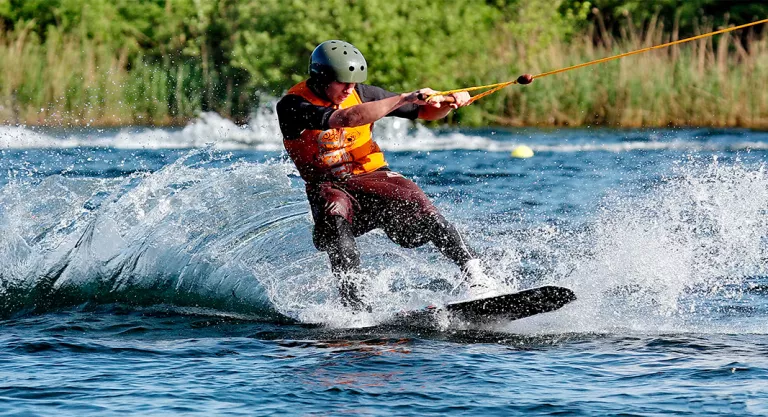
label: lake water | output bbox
[1,112,767,415]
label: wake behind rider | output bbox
[276,40,496,310]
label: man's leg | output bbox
[422,213,474,267]
[348,171,495,295]
[387,212,473,265]
[314,215,368,310]
[317,216,360,274]
[351,172,474,267]
[390,213,495,296]
[308,183,370,310]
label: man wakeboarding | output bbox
[277,40,508,311]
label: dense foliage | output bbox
[563,0,768,32]
[0,0,766,127]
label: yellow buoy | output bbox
[511,145,534,159]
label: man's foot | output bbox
[461,259,499,299]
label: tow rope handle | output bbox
[417,92,456,104]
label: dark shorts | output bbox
[306,170,440,250]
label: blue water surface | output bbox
[1,125,768,415]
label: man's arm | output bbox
[275,88,453,139]
[418,104,453,121]
[328,90,426,128]
[276,89,424,138]
[324,84,473,129]
[352,84,471,123]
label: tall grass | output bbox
[0,26,202,126]
[487,20,768,128]
[1,20,767,128]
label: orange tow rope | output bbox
[429,18,768,104]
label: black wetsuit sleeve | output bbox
[276,95,336,140]
[355,84,420,120]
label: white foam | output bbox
[0,150,308,317]
[1,150,767,332]
[0,109,284,150]
[0,125,77,148]
[481,159,768,335]
[3,108,767,153]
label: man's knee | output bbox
[313,216,360,274]
[314,185,354,220]
[386,213,445,248]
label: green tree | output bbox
[233,0,580,93]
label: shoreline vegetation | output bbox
[0,0,767,129]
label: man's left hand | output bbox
[447,91,471,109]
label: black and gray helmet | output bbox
[309,40,368,83]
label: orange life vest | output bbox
[282,80,388,182]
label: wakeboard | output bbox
[388,286,576,327]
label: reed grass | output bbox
[487,20,768,128]
[0,26,201,126]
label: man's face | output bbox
[325,81,355,105]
